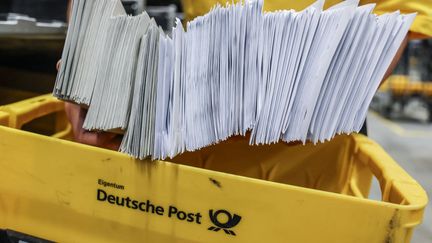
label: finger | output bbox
[65,102,120,149]
[56,60,62,71]
[103,135,123,151]
[64,102,82,136]
[77,130,117,147]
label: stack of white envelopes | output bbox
[54,0,415,159]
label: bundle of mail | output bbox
[54,0,415,159]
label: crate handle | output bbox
[0,94,72,139]
[0,111,8,126]
[355,135,427,208]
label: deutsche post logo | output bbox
[208,209,242,236]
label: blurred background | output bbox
[0,0,181,106]
[0,0,430,242]
[368,39,432,243]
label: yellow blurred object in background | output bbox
[380,75,432,97]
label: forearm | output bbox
[380,34,409,87]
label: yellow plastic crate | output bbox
[0,94,72,139]
[0,111,8,126]
[0,95,427,243]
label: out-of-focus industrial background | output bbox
[368,38,432,243]
[0,0,430,242]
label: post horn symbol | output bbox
[208,209,242,236]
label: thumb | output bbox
[56,60,62,71]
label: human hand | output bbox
[57,60,122,150]
[64,102,122,150]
